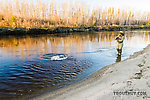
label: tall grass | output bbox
[0,0,150,28]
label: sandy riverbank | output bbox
[33,44,150,100]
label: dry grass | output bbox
[0,0,150,28]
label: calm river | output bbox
[0,30,150,99]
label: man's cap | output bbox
[120,31,123,33]
[120,31,125,34]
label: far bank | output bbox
[0,25,150,35]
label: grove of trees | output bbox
[0,0,150,28]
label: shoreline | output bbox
[33,44,150,100]
[0,25,150,35]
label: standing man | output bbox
[115,31,125,56]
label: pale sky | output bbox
[49,0,150,12]
[0,0,150,12]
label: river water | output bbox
[0,30,150,99]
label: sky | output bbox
[0,0,150,12]
[48,0,150,12]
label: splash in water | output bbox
[50,55,68,61]
[41,53,68,61]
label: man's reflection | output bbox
[116,55,121,62]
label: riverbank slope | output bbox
[34,44,150,100]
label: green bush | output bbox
[88,22,96,27]
[11,16,17,23]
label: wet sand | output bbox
[33,44,150,100]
